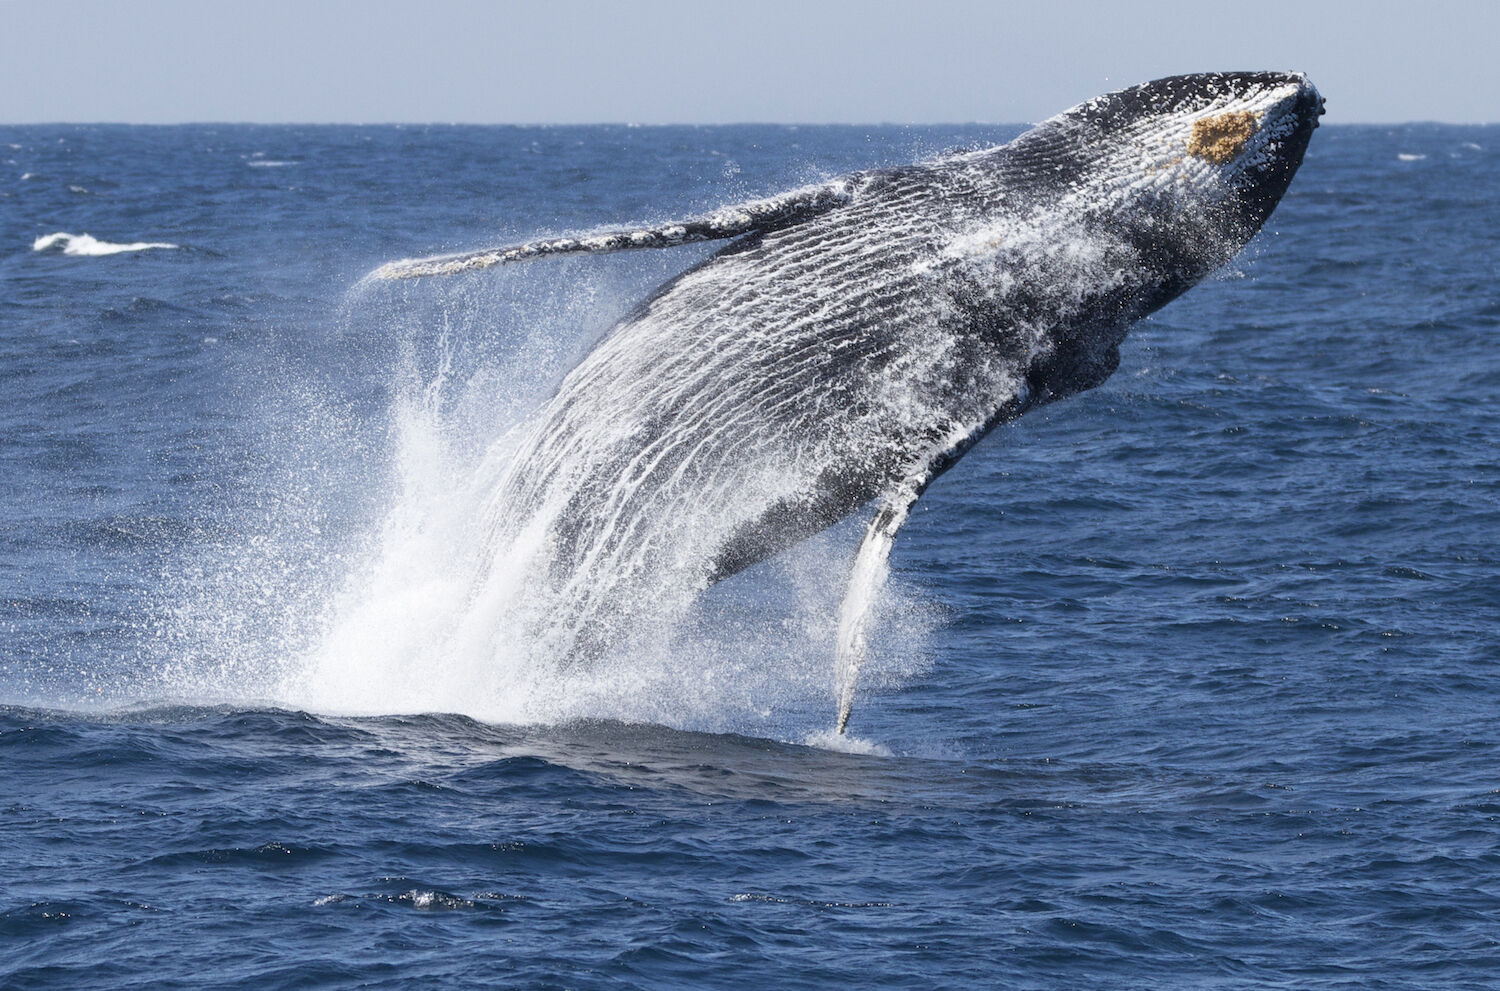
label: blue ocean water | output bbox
[2,121,1498,988]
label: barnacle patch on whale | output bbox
[1187,111,1259,163]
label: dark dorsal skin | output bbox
[376,72,1323,667]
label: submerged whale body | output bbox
[376,72,1323,731]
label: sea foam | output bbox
[32,232,178,256]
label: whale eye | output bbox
[1186,111,1259,164]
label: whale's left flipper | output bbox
[369,178,857,281]
[834,476,928,735]
[832,403,1032,734]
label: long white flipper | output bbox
[831,405,1026,735]
[369,179,855,281]
[834,478,926,735]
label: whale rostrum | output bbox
[373,72,1323,733]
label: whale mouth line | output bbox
[1187,111,1260,164]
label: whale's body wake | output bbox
[308,73,1321,734]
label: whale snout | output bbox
[1309,89,1327,125]
[1275,73,1324,147]
[1286,72,1326,126]
[1218,72,1321,232]
[1274,72,1325,133]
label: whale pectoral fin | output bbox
[368,178,856,281]
[834,475,930,735]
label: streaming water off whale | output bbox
[4,122,1500,989]
[276,258,939,741]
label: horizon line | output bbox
[3,118,1496,129]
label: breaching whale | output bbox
[374,72,1323,732]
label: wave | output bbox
[32,232,178,256]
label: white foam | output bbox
[1397,153,1427,161]
[247,160,295,168]
[32,232,178,256]
[151,266,934,740]
[801,729,892,756]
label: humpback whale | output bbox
[375,72,1323,732]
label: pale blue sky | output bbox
[3,0,1497,124]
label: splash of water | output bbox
[155,254,933,739]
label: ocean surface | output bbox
[2,120,1498,989]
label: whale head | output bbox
[1084,71,1321,223]
[1000,71,1323,309]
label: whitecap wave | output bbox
[32,232,178,256]
[1396,153,1427,162]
